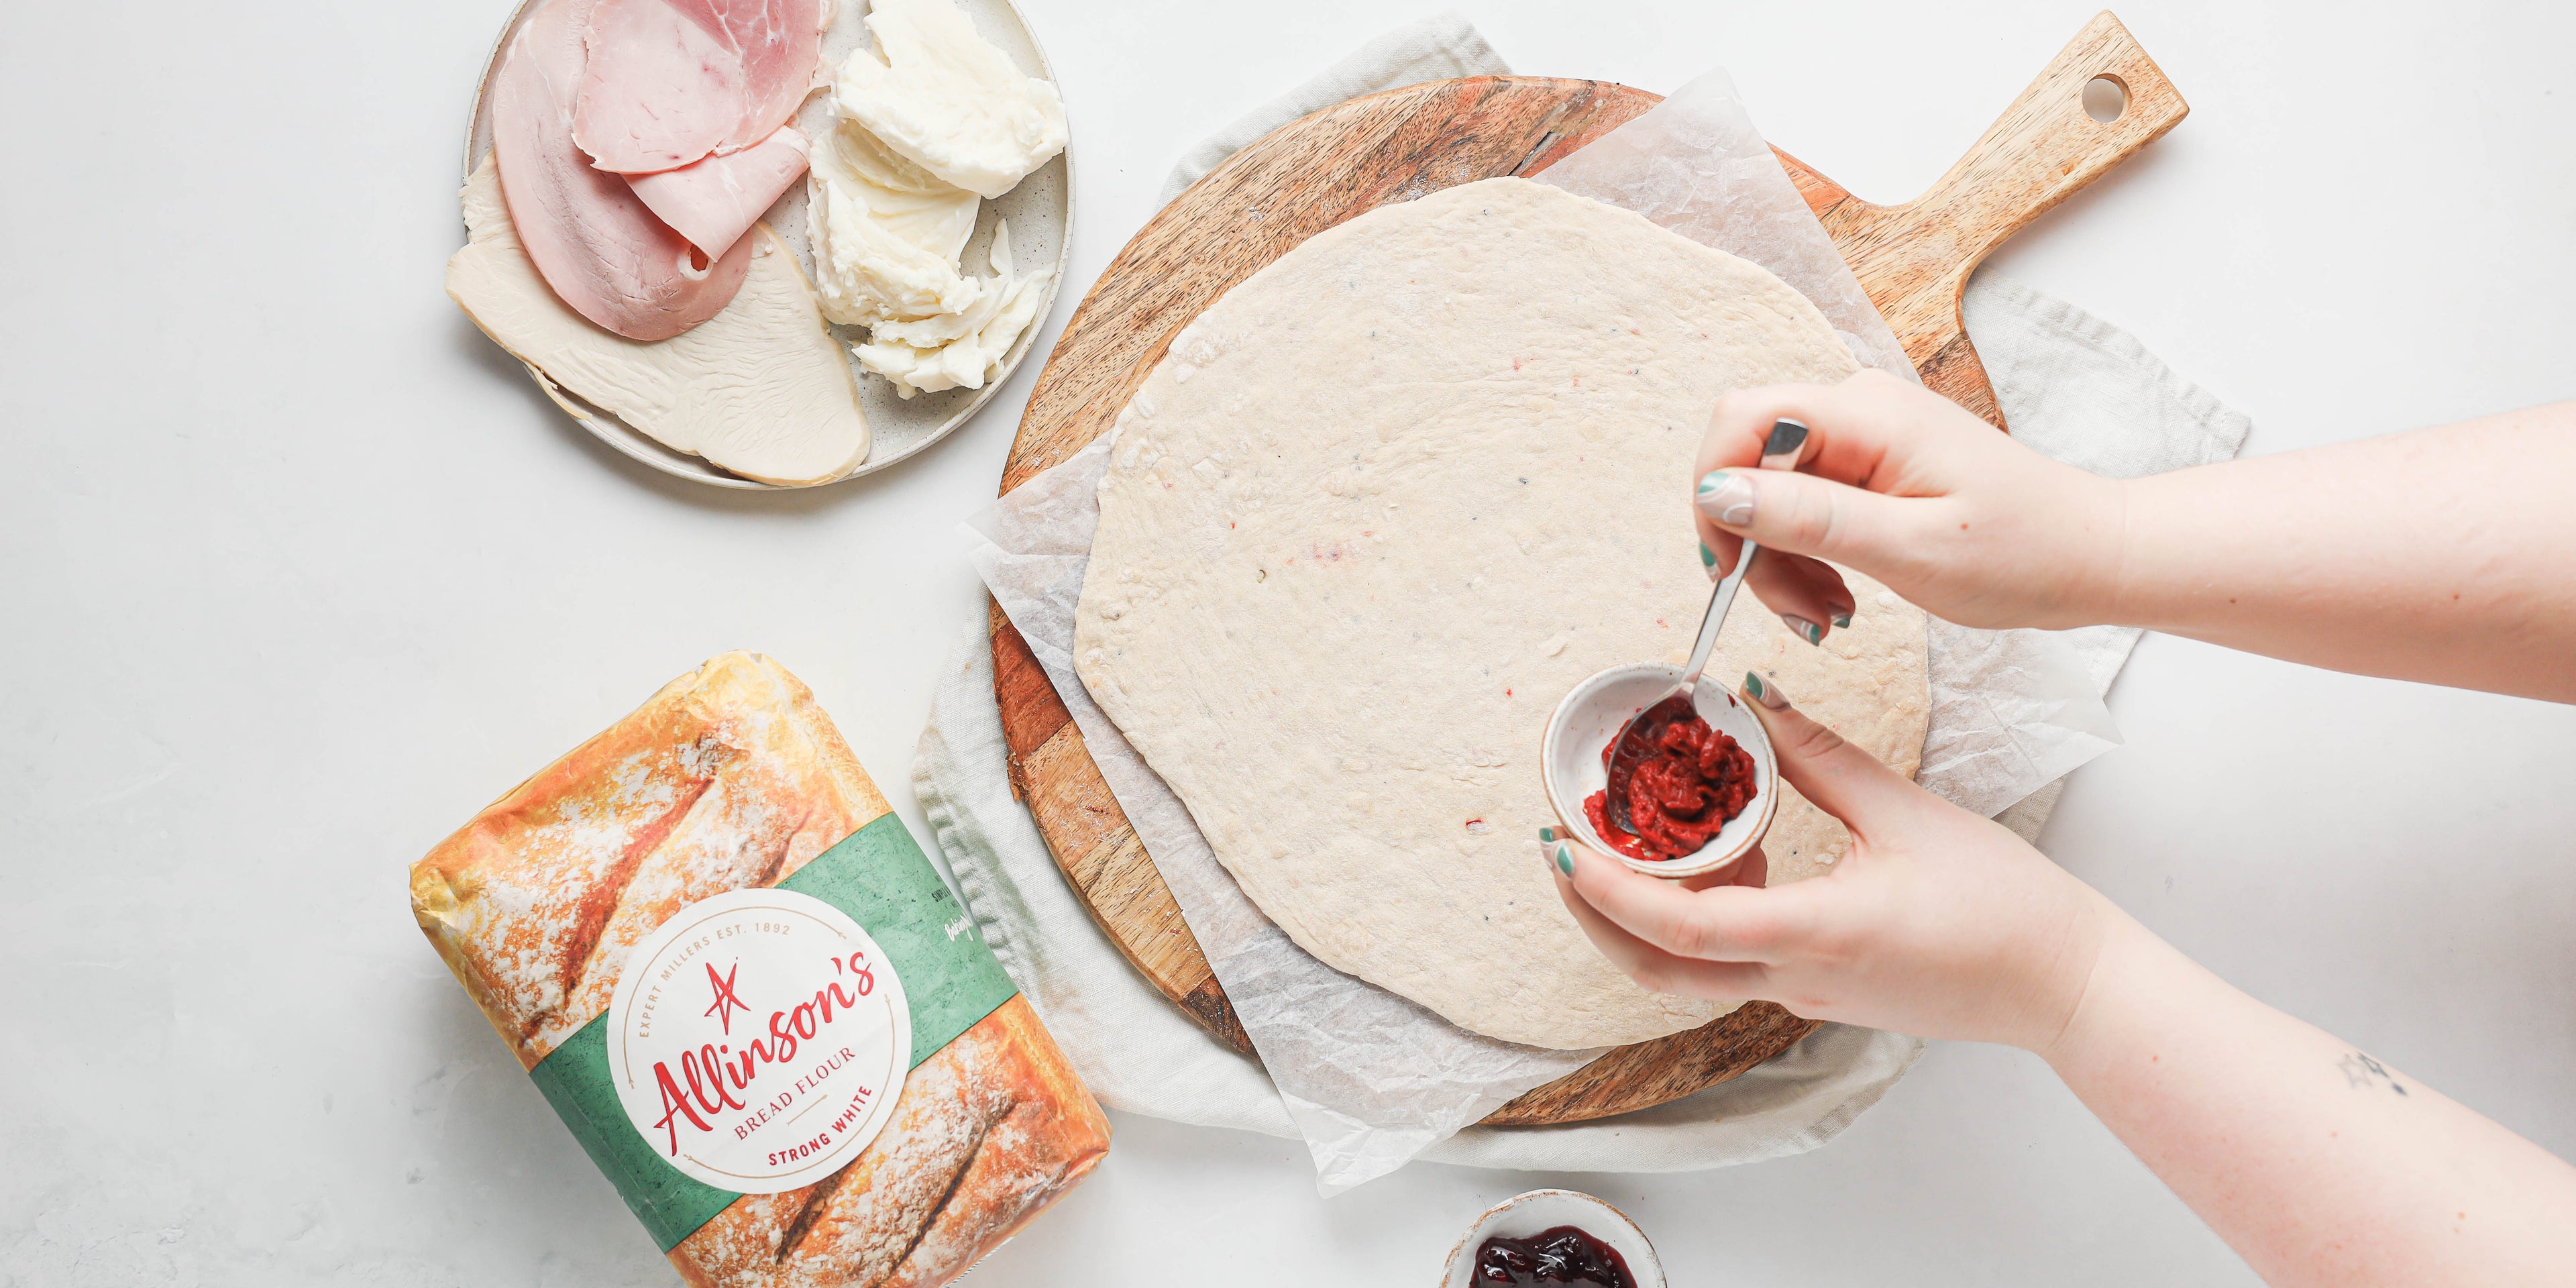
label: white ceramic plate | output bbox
[459,0,1072,489]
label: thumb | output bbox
[1738,672,1929,840]
[1695,464,1922,570]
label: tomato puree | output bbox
[1582,705,1758,862]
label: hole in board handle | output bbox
[2083,74,2130,123]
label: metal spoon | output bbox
[1603,418,1808,836]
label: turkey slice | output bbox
[449,158,870,486]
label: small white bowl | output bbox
[1541,663,1780,880]
[1440,1189,1666,1288]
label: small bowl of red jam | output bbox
[1440,1188,1665,1288]
[1541,663,1779,880]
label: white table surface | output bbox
[5,1,2572,1283]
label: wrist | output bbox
[1978,887,2106,1054]
[2030,910,2171,1071]
[2057,470,2139,630]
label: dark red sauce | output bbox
[1472,1225,1638,1288]
[1582,700,1758,863]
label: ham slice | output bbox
[625,125,810,260]
[572,0,825,175]
[492,0,751,341]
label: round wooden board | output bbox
[992,16,2185,1126]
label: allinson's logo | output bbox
[606,889,912,1193]
[702,961,748,1033]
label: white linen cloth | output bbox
[912,14,2251,1181]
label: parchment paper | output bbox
[966,70,2121,1193]
[1536,71,1917,383]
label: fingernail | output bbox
[1782,614,1823,645]
[1695,470,1755,528]
[1699,541,1721,580]
[1764,418,1810,460]
[1831,610,1853,629]
[1538,830,1570,877]
[1743,671,1791,710]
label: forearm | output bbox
[2041,918,2576,1287]
[2096,402,2576,701]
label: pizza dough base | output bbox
[1075,178,1928,1050]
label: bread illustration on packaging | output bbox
[411,652,1109,1286]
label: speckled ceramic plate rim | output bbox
[457,0,1074,490]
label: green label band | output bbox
[529,812,1018,1252]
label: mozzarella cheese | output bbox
[806,120,983,329]
[852,219,1053,398]
[448,158,871,486]
[831,0,1067,199]
[805,116,1053,398]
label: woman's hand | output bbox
[1693,369,2129,641]
[1702,378,2576,699]
[1546,672,2121,1051]
[1552,680,2576,1285]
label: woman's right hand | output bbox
[1693,369,2131,639]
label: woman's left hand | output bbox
[1545,674,2123,1051]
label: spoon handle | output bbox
[1678,542,1753,688]
[1678,419,1809,689]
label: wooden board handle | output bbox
[1821,10,2188,425]
[1911,11,2187,276]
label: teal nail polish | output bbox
[1745,671,1791,710]
[1783,614,1823,645]
[1554,844,1575,877]
[1698,470,1756,528]
[1538,826,1556,843]
[1831,610,1853,629]
[1699,541,1717,570]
